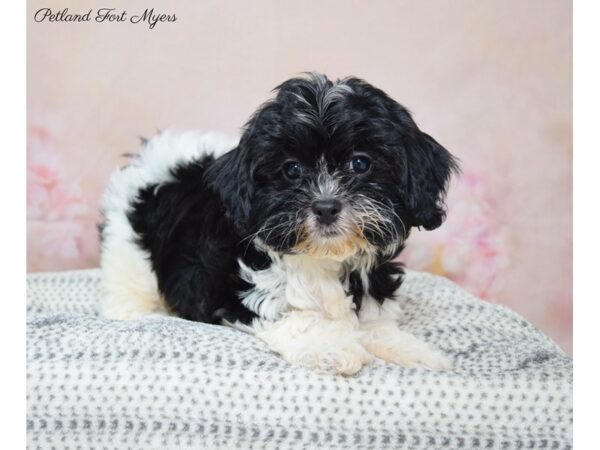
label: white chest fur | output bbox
[238,253,355,321]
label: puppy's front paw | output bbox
[291,341,373,376]
[388,344,453,370]
[255,311,372,375]
[363,325,453,371]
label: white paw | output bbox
[384,343,453,370]
[362,324,453,371]
[255,310,372,376]
[289,341,373,376]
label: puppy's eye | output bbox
[350,156,371,174]
[283,161,303,180]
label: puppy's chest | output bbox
[238,254,356,320]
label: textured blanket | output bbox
[26,269,572,449]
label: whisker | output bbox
[349,194,404,246]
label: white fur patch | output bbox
[357,293,404,323]
[314,158,341,200]
[237,258,289,321]
[238,251,354,321]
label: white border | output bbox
[573,0,599,446]
[0,0,25,447]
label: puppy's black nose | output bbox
[312,199,342,225]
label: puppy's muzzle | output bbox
[311,199,342,226]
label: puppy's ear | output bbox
[405,132,459,230]
[205,148,254,232]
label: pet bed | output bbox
[26,269,572,449]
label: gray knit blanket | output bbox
[26,269,572,450]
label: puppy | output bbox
[100,73,459,375]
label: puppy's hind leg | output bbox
[100,239,169,320]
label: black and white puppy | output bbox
[100,73,459,375]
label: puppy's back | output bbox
[99,130,238,319]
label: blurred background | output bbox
[27,0,572,353]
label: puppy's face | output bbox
[220,73,458,262]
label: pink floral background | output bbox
[27,0,572,354]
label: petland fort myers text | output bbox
[34,8,177,29]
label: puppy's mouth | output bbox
[316,225,344,239]
[292,220,370,260]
